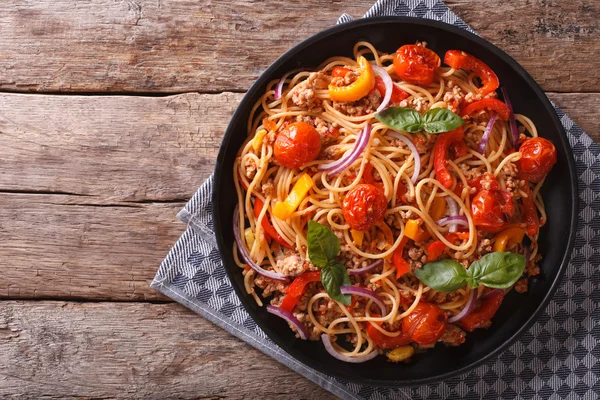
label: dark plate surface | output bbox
[212,17,578,386]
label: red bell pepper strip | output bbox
[461,98,510,121]
[373,76,410,103]
[461,290,505,332]
[254,198,293,249]
[426,240,447,261]
[434,127,464,188]
[280,271,321,312]
[444,50,500,96]
[367,315,412,349]
[392,237,410,279]
[521,184,540,236]
[451,139,468,158]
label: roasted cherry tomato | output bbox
[367,322,412,349]
[402,302,447,345]
[274,122,321,169]
[518,137,557,183]
[393,45,441,86]
[471,189,514,232]
[444,50,499,96]
[342,184,388,231]
[461,291,504,332]
[374,76,410,103]
[468,173,499,193]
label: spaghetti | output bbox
[232,41,557,362]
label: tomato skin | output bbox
[402,303,447,345]
[471,189,514,233]
[367,323,412,349]
[444,50,499,96]
[393,45,441,86]
[342,184,388,231]
[518,137,557,183]
[461,291,504,332]
[274,122,322,169]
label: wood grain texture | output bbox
[0,194,180,300]
[0,0,597,94]
[0,92,242,201]
[0,301,335,399]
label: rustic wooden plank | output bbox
[1,92,597,204]
[0,92,242,202]
[0,0,596,93]
[0,194,181,301]
[0,301,335,399]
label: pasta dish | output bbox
[232,41,557,363]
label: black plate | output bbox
[212,17,578,386]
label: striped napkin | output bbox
[151,1,599,398]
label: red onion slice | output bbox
[389,132,421,184]
[348,259,383,276]
[448,288,478,323]
[266,305,309,340]
[371,64,393,113]
[233,205,287,281]
[437,216,469,233]
[445,196,460,231]
[478,112,498,154]
[274,68,305,100]
[320,124,371,175]
[321,334,379,363]
[501,87,519,149]
[340,285,387,316]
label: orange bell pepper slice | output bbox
[272,173,314,220]
[404,219,429,242]
[493,227,526,252]
[328,56,375,102]
[429,197,447,222]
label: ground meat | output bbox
[291,81,320,109]
[332,89,381,116]
[514,277,528,293]
[410,96,429,113]
[477,238,492,255]
[464,92,483,104]
[261,179,274,197]
[526,259,541,277]
[306,71,329,90]
[408,247,424,261]
[254,275,288,298]
[275,251,317,277]
[413,134,437,154]
[439,324,466,346]
[244,158,257,179]
[266,130,276,144]
[432,291,461,304]
[443,86,464,113]
[480,173,496,191]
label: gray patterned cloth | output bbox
[151,1,600,398]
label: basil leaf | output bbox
[375,107,424,133]
[307,221,340,267]
[321,261,351,305]
[422,108,464,134]
[414,259,468,292]
[468,252,526,289]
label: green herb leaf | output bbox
[375,107,424,133]
[321,261,351,305]
[307,220,340,267]
[422,108,464,134]
[414,259,469,292]
[468,252,526,289]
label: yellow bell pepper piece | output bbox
[404,219,430,242]
[244,228,255,250]
[386,345,414,362]
[350,229,364,247]
[328,56,376,102]
[252,129,267,152]
[429,197,447,222]
[272,173,314,220]
[493,227,526,252]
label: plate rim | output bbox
[212,16,579,386]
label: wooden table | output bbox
[1,1,597,398]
